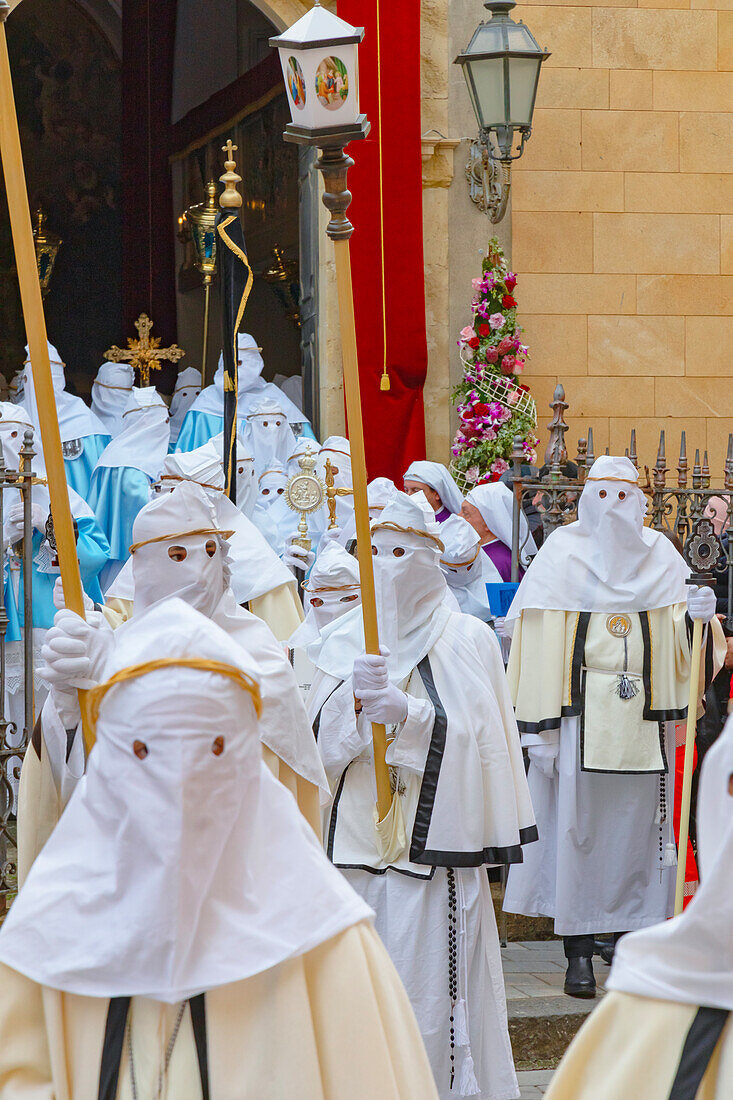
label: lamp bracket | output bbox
[465,139,511,223]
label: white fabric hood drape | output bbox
[439,513,501,616]
[315,492,450,683]
[0,599,370,1002]
[21,341,107,443]
[168,366,202,446]
[247,396,297,473]
[506,455,690,626]
[94,386,170,480]
[158,446,293,603]
[0,403,93,523]
[608,713,733,1012]
[90,362,134,438]
[289,541,360,659]
[465,481,536,565]
[188,333,306,424]
[404,460,464,515]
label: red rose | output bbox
[505,273,517,292]
[467,336,480,349]
[502,294,517,309]
[519,384,530,392]
[473,402,490,416]
[489,470,502,482]
[477,324,490,337]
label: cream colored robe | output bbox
[0,922,439,1099]
[504,605,725,934]
[545,991,733,1100]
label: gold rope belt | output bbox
[586,476,638,485]
[440,544,481,567]
[87,657,261,728]
[129,526,234,554]
[159,474,222,492]
[94,381,133,392]
[302,580,361,593]
[371,520,445,552]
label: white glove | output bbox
[686,585,716,623]
[353,650,390,695]
[52,576,94,614]
[282,539,316,574]
[353,651,407,725]
[360,682,409,726]
[528,742,559,779]
[49,683,82,730]
[40,608,113,691]
[5,500,46,543]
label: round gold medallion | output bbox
[606,613,632,638]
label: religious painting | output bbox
[0,0,122,390]
[315,56,349,111]
[287,56,306,111]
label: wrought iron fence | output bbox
[510,384,733,628]
[0,428,35,917]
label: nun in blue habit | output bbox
[175,332,315,452]
[87,386,170,589]
[19,342,110,503]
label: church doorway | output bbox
[0,0,122,394]
[170,0,320,430]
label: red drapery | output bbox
[337,0,427,482]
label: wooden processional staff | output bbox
[0,1,95,750]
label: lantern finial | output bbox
[219,141,242,210]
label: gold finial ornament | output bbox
[105,313,185,387]
[219,140,242,210]
[324,456,354,530]
[284,446,325,552]
[32,206,62,297]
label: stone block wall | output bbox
[511,0,733,476]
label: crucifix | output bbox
[105,313,185,387]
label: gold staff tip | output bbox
[220,139,242,210]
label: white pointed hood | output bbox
[21,341,107,444]
[0,599,371,1002]
[506,455,690,625]
[90,362,134,438]
[94,386,170,480]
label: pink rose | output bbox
[459,325,475,343]
[513,361,525,375]
[489,312,505,330]
[507,389,520,405]
[471,277,483,291]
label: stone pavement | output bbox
[503,939,609,1087]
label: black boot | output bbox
[563,936,597,998]
[564,956,597,998]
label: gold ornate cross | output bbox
[105,313,185,387]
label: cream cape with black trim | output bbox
[316,610,537,875]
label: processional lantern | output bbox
[270,4,395,826]
[455,1,549,222]
[32,207,61,297]
[185,181,219,384]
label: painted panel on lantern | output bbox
[315,56,349,110]
[287,57,306,110]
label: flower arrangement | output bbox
[450,238,538,489]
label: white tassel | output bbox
[452,999,470,1046]
[457,1050,480,1097]
[663,842,677,867]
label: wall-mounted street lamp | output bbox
[455,0,549,222]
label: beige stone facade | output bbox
[509,0,733,472]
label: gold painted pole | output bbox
[201,278,212,386]
[674,617,703,916]
[0,10,92,749]
[333,237,392,822]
